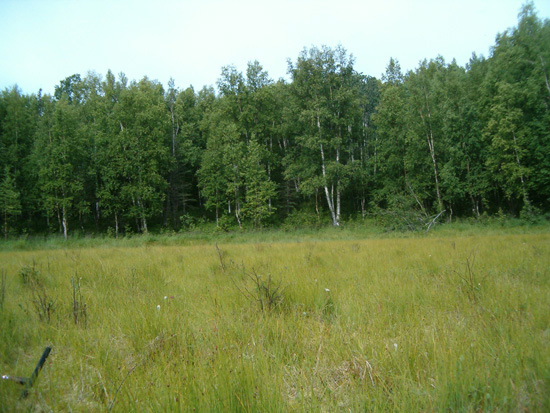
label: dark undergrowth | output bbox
[1,215,549,251]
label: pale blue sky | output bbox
[1,0,549,95]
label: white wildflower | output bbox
[156,305,161,310]
[325,288,330,292]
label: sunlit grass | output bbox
[1,230,549,411]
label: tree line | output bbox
[1,4,549,238]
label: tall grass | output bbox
[1,230,549,411]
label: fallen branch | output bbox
[425,210,446,232]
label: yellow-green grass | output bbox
[1,232,549,411]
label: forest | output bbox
[0,5,549,239]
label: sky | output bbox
[1,0,549,95]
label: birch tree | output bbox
[113,78,170,233]
[34,94,87,238]
[482,3,550,213]
[288,46,360,226]
[406,58,445,213]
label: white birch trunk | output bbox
[317,112,339,227]
[137,197,148,233]
[320,142,338,226]
[336,148,341,225]
[419,93,443,212]
[62,204,68,240]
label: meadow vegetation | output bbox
[1,224,549,411]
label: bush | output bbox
[282,207,325,230]
[215,214,235,232]
[179,214,196,231]
[20,263,40,285]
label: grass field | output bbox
[1,227,549,411]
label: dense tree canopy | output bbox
[0,5,548,237]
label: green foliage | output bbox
[372,60,409,208]
[481,4,550,212]
[287,45,364,226]
[178,213,196,230]
[240,269,286,314]
[19,263,56,323]
[215,214,234,232]
[0,167,21,238]
[0,6,549,236]
[282,206,324,229]
[30,279,56,323]
[33,93,88,238]
[114,78,171,233]
[198,120,239,224]
[242,140,277,227]
[19,262,39,285]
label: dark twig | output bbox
[215,243,226,271]
[108,363,138,411]
[20,346,52,399]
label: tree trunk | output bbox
[336,183,341,225]
[79,211,84,232]
[235,200,242,228]
[114,211,119,239]
[540,55,550,98]
[135,194,148,233]
[336,148,341,225]
[315,188,319,216]
[427,129,444,212]
[285,180,291,215]
[267,162,272,212]
[419,95,443,212]
[320,142,338,226]
[316,114,339,226]
[168,102,183,229]
[512,131,530,210]
[95,201,100,229]
[56,205,62,234]
[131,196,140,233]
[142,216,148,233]
[405,170,427,216]
[62,204,68,240]
[470,195,480,217]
